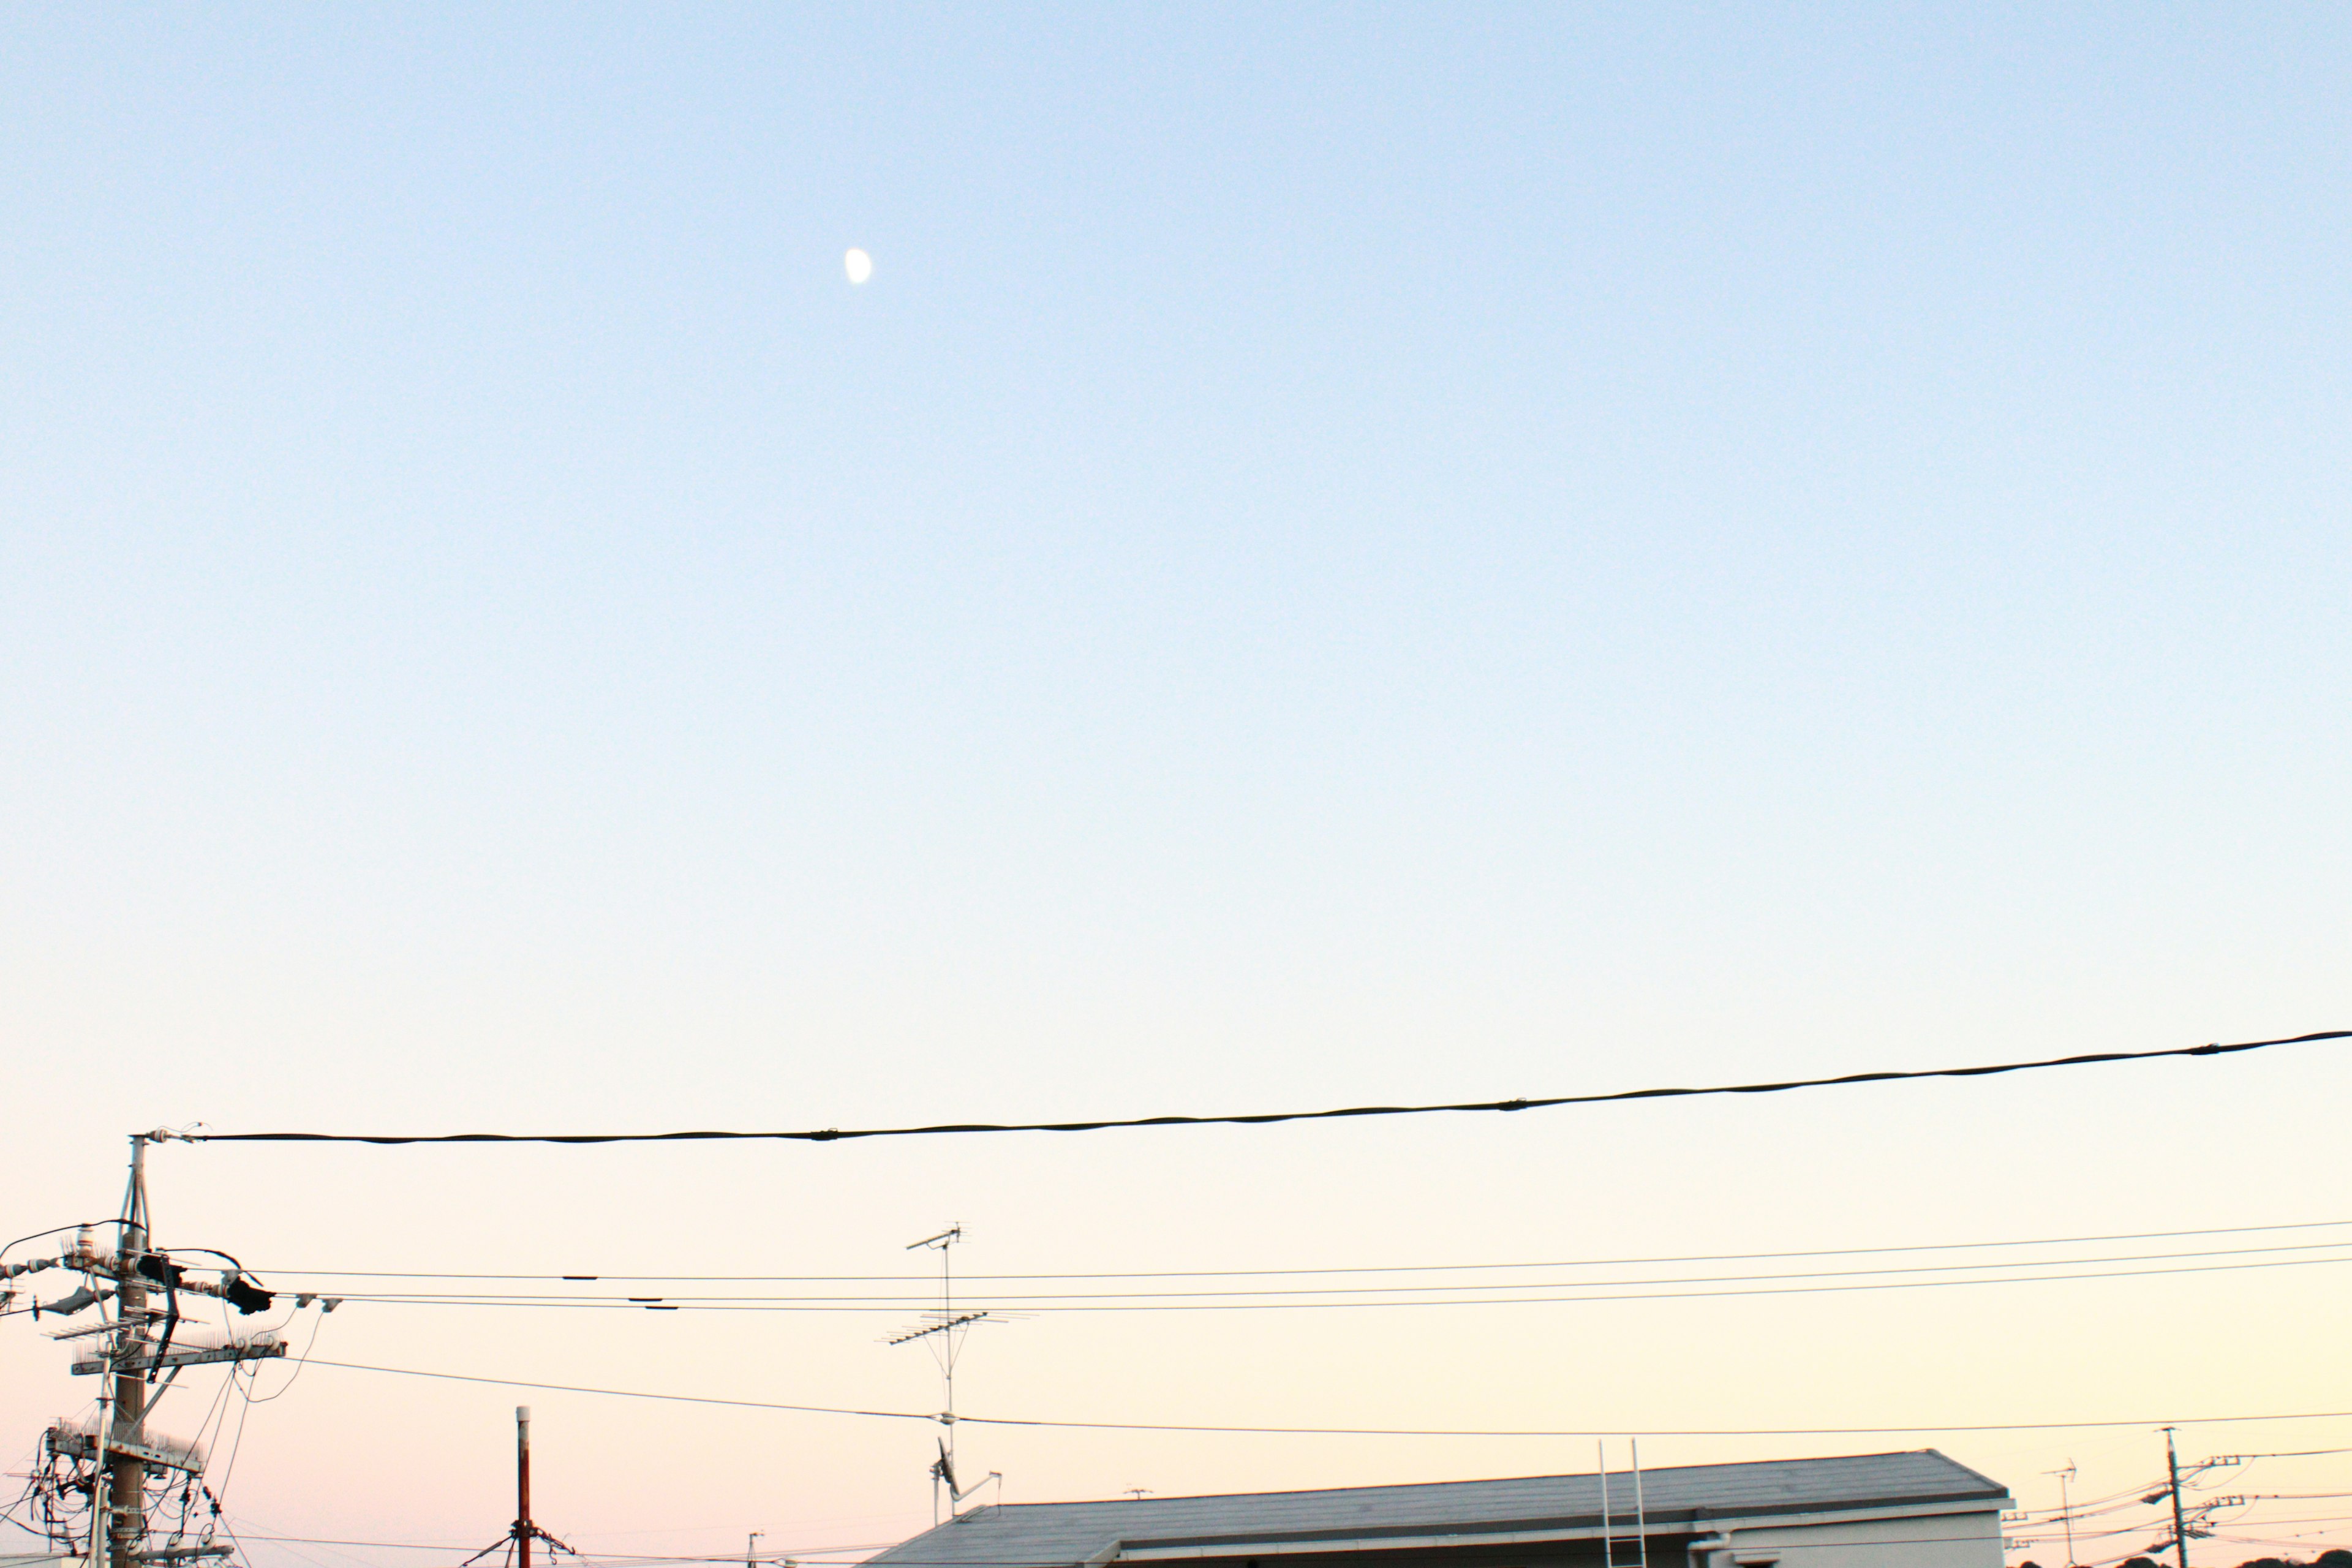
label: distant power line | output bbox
[301,1358,2352,1439]
[246,1216,2352,1283]
[223,1242,2352,1315]
[173,1030,2346,1147]
[231,1533,884,1562]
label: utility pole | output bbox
[2165,1428,2190,1568]
[747,1531,763,1568]
[105,1136,155,1568]
[9,1133,285,1566]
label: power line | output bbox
[257,1250,2352,1313]
[249,1238,2352,1303]
[243,1218,2352,1284]
[233,1541,885,1563]
[230,1536,2168,1564]
[218,1531,2342,1564]
[173,1030,2347,1146]
[300,1358,2352,1438]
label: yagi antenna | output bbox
[888,1224,1003,1526]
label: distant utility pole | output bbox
[2165,1429,2189,1568]
[747,1529,763,1568]
[2147,1438,2247,1568]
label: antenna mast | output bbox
[2046,1461,2076,1568]
[462,1407,576,1568]
[519,1408,533,1568]
[888,1226,997,1524]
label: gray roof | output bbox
[872,1451,2008,1568]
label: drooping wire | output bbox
[211,1357,262,1523]
[175,1030,2348,1146]
[238,1310,328,1404]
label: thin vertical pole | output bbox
[1599,1441,1613,1568]
[90,1374,111,1568]
[1632,1438,1647,1568]
[943,1232,954,1479]
[518,1406,533,1568]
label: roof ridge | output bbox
[938,1449,1972,1512]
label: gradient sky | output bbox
[3,6,2349,1568]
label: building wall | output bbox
[1710,1507,2004,1568]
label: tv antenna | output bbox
[2045,1461,2077,1567]
[888,1226,1000,1524]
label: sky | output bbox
[2,4,2349,1567]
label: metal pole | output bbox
[748,1531,764,1568]
[2056,1464,2076,1568]
[2165,1428,2189,1568]
[519,1406,533,1568]
[90,1374,111,1568]
[1599,1441,1613,1568]
[943,1231,955,1488]
[1632,1438,1647,1568]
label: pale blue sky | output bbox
[2,6,2348,1563]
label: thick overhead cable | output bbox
[180,1030,2344,1145]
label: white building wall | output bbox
[1713,1506,2005,1568]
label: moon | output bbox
[844,247,873,285]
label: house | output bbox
[867,1450,2011,1568]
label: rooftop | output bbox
[870,1450,2010,1568]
